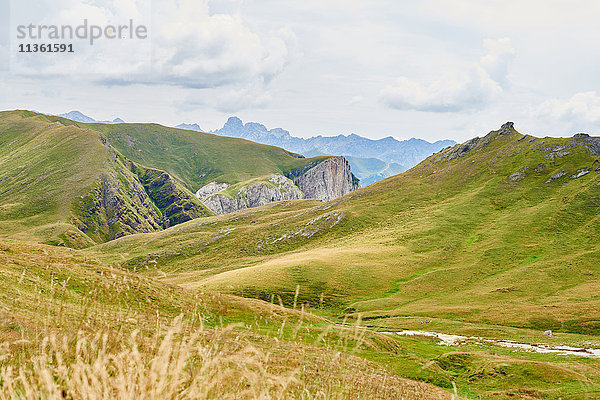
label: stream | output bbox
[384,330,600,358]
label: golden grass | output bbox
[0,315,453,400]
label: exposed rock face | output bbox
[74,138,211,241]
[195,182,230,199]
[198,175,304,215]
[74,166,164,241]
[566,134,600,156]
[570,169,590,179]
[545,170,567,183]
[289,157,360,202]
[195,156,359,215]
[129,164,210,226]
[435,122,517,162]
[508,167,528,182]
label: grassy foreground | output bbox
[0,239,452,399]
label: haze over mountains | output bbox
[58,110,124,124]
[210,116,456,185]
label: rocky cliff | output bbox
[128,163,211,227]
[72,138,212,241]
[287,156,360,202]
[196,157,359,215]
[197,175,304,215]
[72,157,165,242]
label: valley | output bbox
[1,112,600,398]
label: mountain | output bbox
[0,110,359,246]
[58,110,124,124]
[87,121,600,396]
[94,122,600,334]
[345,156,406,186]
[175,122,203,131]
[206,116,455,183]
[0,110,212,247]
[6,113,600,398]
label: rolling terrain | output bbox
[3,112,600,398]
[86,122,600,398]
[0,111,357,247]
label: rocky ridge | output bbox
[196,175,304,215]
[196,156,359,215]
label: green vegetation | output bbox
[3,111,600,398]
[0,111,327,247]
[84,123,600,397]
[44,113,328,190]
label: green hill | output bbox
[90,122,600,335]
[44,114,328,190]
[0,110,332,247]
[83,121,600,398]
[5,115,600,398]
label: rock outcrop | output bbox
[195,156,360,215]
[73,165,164,242]
[73,138,212,241]
[435,122,517,162]
[197,175,304,215]
[129,164,211,226]
[288,157,360,202]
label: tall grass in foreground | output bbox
[0,316,299,400]
[0,313,452,400]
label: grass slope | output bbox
[85,123,600,397]
[43,114,329,191]
[90,124,600,332]
[0,110,108,247]
[0,239,451,399]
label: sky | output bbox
[1,0,600,142]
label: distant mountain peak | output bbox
[59,110,96,123]
[225,116,243,128]
[212,116,456,186]
[175,123,203,132]
[58,111,124,124]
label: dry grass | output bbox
[0,315,452,400]
[0,242,452,400]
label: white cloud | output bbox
[480,37,514,86]
[175,80,272,113]
[380,38,513,112]
[9,0,296,94]
[150,0,296,89]
[536,92,600,124]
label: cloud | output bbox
[536,92,600,124]
[9,0,296,93]
[379,38,514,112]
[175,80,272,113]
[150,0,296,89]
[480,37,514,86]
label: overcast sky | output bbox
[1,0,600,142]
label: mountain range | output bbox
[58,110,125,124]
[210,117,455,184]
[56,111,455,185]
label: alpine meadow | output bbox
[2,1,600,399]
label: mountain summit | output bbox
[203,116,455,184]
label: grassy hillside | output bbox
[0,110,333,247]
[84,123,600,397]
[0,238,451,399]
[0,110,109,247]
[42,114,329,191]
[89,123,600,332]
[4,114,600,398]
